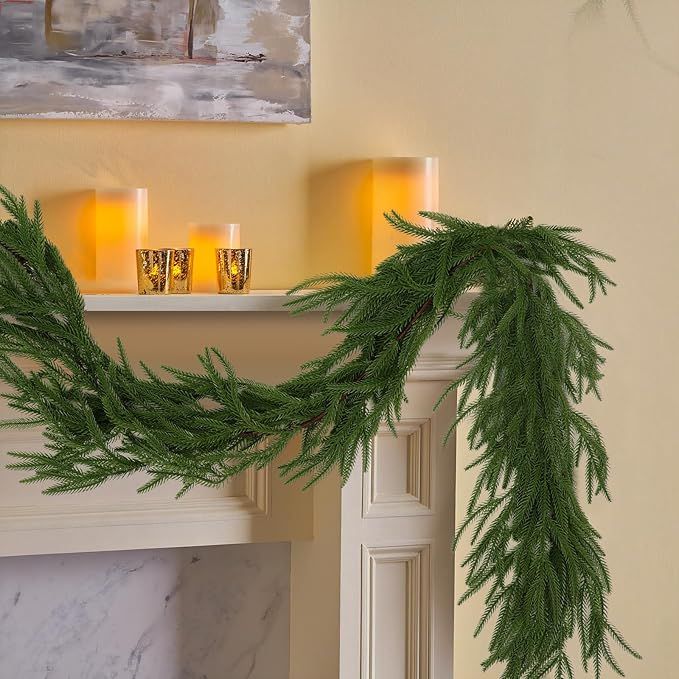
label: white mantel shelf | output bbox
[83,289,480,313]
[83,290,301,312]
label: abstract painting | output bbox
[0,0,310,122]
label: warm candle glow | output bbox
[371,157,439,268]
[217,248,252,295]
[168,248,194,294]
[136,248,172,295]
[96,189,149,292]
[189,223,241,292]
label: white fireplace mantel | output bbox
[0,296,473,559]
[0,300,474,679]
[82,291,306,312]
[81,290,479,313]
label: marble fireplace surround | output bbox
[0,543,291,679]
[0,303,471,679]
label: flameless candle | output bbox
[95,189,149,292]
[189,223,241,292]
[371,157,439,269]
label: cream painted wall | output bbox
[1,0,678,676]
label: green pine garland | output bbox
[0,186,638,678]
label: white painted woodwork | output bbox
[363,420,432,518]
[287,347,465,679]
[289,369,460,679]
[81,290,478,314]
[0,307,470,677]
[361,543,431,679]
[82,290,308,312]
[0,349,313,556]
[0,431,313,556]
[337,377,459,679]
[0,311,338,556]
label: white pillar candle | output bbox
[371,157,439,269]
[95,189,149,293]
[225,223,241,249]
[189,223,241,293]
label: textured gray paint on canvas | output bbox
[0,0,310,122]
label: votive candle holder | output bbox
[136,248,173,295]
[169,248,194,294]
[216,248,252,294]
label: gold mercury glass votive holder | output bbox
[169,248,194,294]
[136,248,173,295]
[216,248,252,294]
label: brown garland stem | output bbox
[297,297,434,430]
[297,251,480,432]
[297,249,482,432]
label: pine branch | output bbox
[0,187,638,677]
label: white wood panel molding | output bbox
[341,379,456,679]
[408,354,470,382]
[82,291,310,312]
[0,427,312,556]
[0,330,466,677]
[361,543,432,679]
[81,289,480,314]
[363,420,432,519]
[0,466,269,532]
